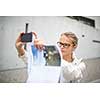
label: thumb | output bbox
[32,32,38,39]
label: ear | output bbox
[73,45,77,51]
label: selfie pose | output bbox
[15,32,86,83]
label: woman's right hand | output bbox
[15,32,25,49]
[15,32,44,56]
[15,32,26,56]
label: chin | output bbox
[62,52,66,56]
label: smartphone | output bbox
[21,32,32,42]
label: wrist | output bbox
[16,45,25,56]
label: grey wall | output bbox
[0,16,100,71]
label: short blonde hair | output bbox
[61,32,78,46]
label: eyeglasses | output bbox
[57,42,71,48]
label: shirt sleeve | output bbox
[19,51,28,65]
[61,61,87,82]
[79,62,86,72]
[72,62,87,82]
[78,62,88,82]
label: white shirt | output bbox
[20,51,86,83]
[60,56,86,83]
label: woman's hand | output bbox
[15,32,26,56]
[15,32,44,56]
[34,38,44,51]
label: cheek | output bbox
[66,47,74,54]
[61,48,71,55]
[60,46,74,54]
[70,47,75,52]
[72,46,76,51]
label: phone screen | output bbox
[21,32,32,42]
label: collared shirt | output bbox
[60,56,86,83]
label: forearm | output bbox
[16,47,25,57]
[15,40,25,56]
[19,50,28,65]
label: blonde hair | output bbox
[61,32,78,46]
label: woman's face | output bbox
[58,34,76,57]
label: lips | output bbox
[61,49,65,53]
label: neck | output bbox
[63,53,73,62]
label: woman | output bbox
[15,32,86,83]
[57,32,86,82]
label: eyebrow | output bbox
[58,42,71,45]
[59,41,71,44]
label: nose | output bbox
[59,45,64,49]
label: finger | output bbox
[33,38,44,50]
[38,44,44,51]
[34,39,39,48]
[32,32,37,39]
[17,42,26,48]
[18,32,24,39]
[15,42,22,48]
[34,44,41,51]
[16,32,25,43]
[39,45,44,50]
[34,39,39,44]
[34,44,38,49]
[36,44,41,50]
[22,42,27,45]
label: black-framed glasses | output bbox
[57,42,71,48]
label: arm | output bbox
[15,32,44,64]
[15,32,25,57]
[61,61,86,83]
[15,32,38,56]
[72,62,87,82]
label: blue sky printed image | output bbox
[31,45,61,66]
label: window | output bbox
[67,16,95,28]
[93,40,100,43]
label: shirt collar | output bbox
[61,53,82,66]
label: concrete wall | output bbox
[0,16,100,82]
